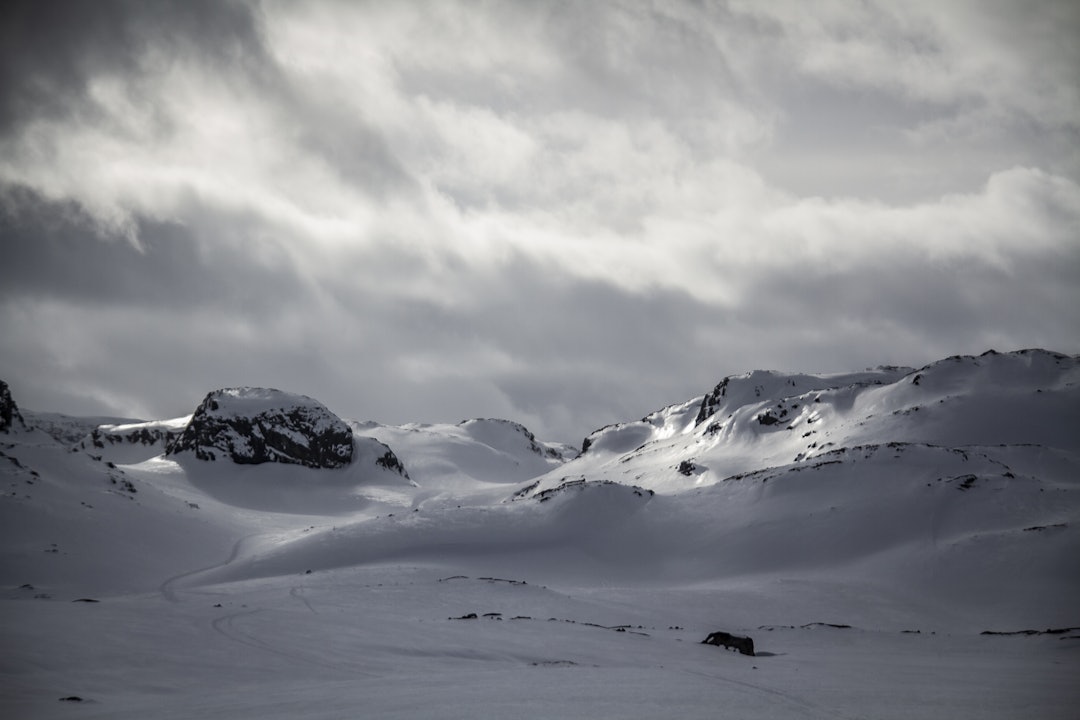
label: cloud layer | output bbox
[2,0,1078,443]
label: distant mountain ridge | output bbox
[3,348,1076,486]
[559,348,1078,496]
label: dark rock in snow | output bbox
[0,380,26,433]
[167,388,353,469]
[376,449,407,475]
[80,423,183,453]
[980,626,1080,636]
[702,631,755,656]
[694,377,730,426]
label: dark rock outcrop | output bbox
[166,388,353,469]
[756,410,780,426]
[694,377,730,426]
[375,448,407,475]
[1,380,26,433]
[80,423,183,452]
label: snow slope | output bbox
[2,350,1078,719]
[348,417,572,508]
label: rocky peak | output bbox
[166,388,354,469]
[694,377,730,427]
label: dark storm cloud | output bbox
[0,236,721,442]
[732,249,1080,370]
[0,0,269,134]
[354,254,726,438]
[3,201,1078,442]
[0,183,308,315]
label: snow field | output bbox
[3,566,1077,719]
[2,349,1078,717]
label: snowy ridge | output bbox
[22,412,143,447]
[541,348,1080,495]
[693,366,913,429]
[457,417,573,461]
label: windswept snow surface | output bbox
[2,350,1079,718]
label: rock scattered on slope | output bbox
[77,418,189,461]
[167,388,354,469]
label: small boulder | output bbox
[702,630,755,656]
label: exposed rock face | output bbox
[1,380,26,433]
[73,417,191,464]
[166,388,354,469]
[351,435,409,479]
[694,377,730,427]
[82,423,185,452]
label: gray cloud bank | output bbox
[2,0,1078,443]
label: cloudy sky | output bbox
[2,0,1078,444]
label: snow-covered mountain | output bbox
[556,348,1078,493]
[2,349,1077,720]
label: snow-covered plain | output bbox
[2,350,1078,718]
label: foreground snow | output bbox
[4,566,1078,719]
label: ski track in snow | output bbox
[289,585,318,614]
[158,534,254,603]
[208,608,379,677]
[679,666,856,720]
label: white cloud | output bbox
[731,0,1080,124]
